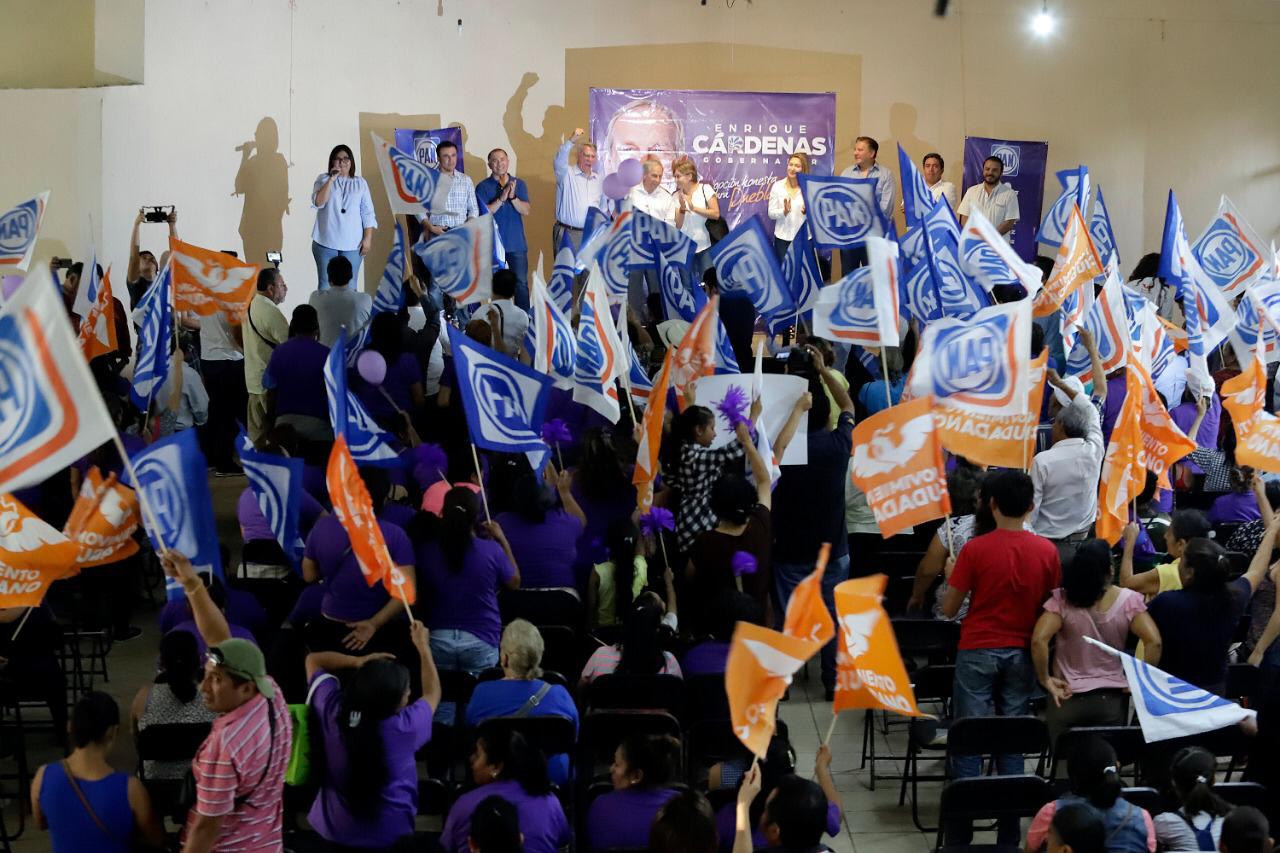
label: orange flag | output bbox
[63,467,140,571]
[326,434,416,603]
[169,237,260,318]
[832,575,923,716]
[1034,205,1103,318]
[634,349,674,513]
[726,621,823,756]
[849,395,951,538]
[77,265,118,360]
[1222,343,1280,472]
[671,295,718,410]
[0,495,79,607]
[1132,362,1196,487]
[1097,365,1146,544]
[934,350,1047,469]
[781,543,836,646]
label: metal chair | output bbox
[1051,726,1145,784]
[862,663,953,790]
[1120,786,1165,816]
[933,775,1053,852]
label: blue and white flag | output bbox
[0,191,49,272]
[448,324,554,453]
[630,210,696,271]
[344,322,372,369]
[1039,165,1090,250]
[492,215,508,271]
[658,250,704,322]
[575,207,622,273]
[325,329,402,467]
[370,132,451,215]
[372,221,408,315]
[1192,195,1268,300]
[908,299,1032,418]
[813,236,901,347]
[1228,279,1280,366]
[123,428,223,598]
[780,221,824,324]
[414,216,493,306]
[129,262,174,410]
[898,144,935,228]
[616,305,653,404]
[1161,190,1234,355]
[797,173,888,249]
[597,219,638,304]
[236,431,304,569]
[715,319,740,374]
[710,216,795,329]
[548,231,577,313]
[959,208,1044,299]
[1088,185,1120,269]
[901,196,960,268]
[902,217,991,324]
[1084,637,1255,742]
[574,268,625,422]
[530,271,575,389]
[72,246,99,319]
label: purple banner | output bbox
[393,126,466,174]
[962,136,1049,262]
[588,88,835,230]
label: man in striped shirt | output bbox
[162,550,291,853]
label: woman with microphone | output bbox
[312,144,377,290]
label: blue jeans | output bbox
[773,554,850,689]
[429,628,499,675]
[506,251,529,311]
[312,241,363,291]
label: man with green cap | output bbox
[162,549,292,852]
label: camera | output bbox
[265,251,282,268]
[51,257,74,271]
[143,205,174,223]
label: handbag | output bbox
[285,674,332,786]
[702,184,729,245]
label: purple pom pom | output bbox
[732,551,758,577]
[717,385,752,429]
[409,443,449,489]
[640,507,675,536]
[541,418,573,446]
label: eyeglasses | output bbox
[334,156,352,162]
[206,648,252,681]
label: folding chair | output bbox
[587,673,685,716]
[136,721,214,821]
[933,775,1053,852]
[862,663,953,790]
[577,709,682,786]
[1051,726,1144,784]
[1213,781,1269,811]
[500,588,584,627]
[1119,786,1165,815]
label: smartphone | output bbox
[265,251,282,266]
[143,205,173,223]
[51,257,74,271]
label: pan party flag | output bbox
[370,132,452,216]
[832,575,922,716]
[1034,204,1103,318]
[63,467,140,570]
[0,192,49,271]
[1192,196,1267,300]
[170,237,260,318]
[327,434,416,603]
[671,295,719,410]
[909,299,1031,418]
[933,350,1047,470]
[1097,365,1146,544]
[850,396,950,539]
[726,621,823,756]
[0,494,78,607]
[781,544,836,646]
[1222,330,1280,473]
[416,216,494,306]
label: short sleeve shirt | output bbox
[305,515,415,622]
[1043,588,1147,693]
[476,175,529,253]
[949,528,1060,650]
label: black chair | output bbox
[683,674,730,725]
[475,715,577,763]
[934,775,1054,852]
[500,588,584,627]
[892,618,961,664]
[1120,786,1166,816]
[1225,663,1260,706]
[1051,726,1145,784]
[1214,781,1269,810]
[587,674,685,716]
[424,670,479,781]
[577,709,682,784]
[862,664,953,790]
[1224,550,1251,578]
[136,721,214,820]
[540,625,590,684]
[1164,726,1253,781]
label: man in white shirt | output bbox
[552,128,602,255]
[1028,332,1107,565]
[622,159,674,322]
[922,153,958,209]
[309,256,372,347]
[486,269,529,360]
[243,268,290,445]
[838,136,895,274]
[197,306,246,476]
[425,141,478,234]
[957,156,1020,241]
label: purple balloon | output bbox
[618,157,644,186]
[602,172,629,201]
[356,349,387,385]
[1,277,21,300]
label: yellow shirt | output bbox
[1137,560,1182,659]
[592,556,648,627]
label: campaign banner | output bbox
[962,136,1049,262]
[589,89,836,230]
[393,126,466,174]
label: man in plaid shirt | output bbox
[423,140,478,234]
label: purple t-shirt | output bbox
[586,787,681,851]
[681,641,730,676]
[237,486,326,544]
[307,671,433,848]
[714,799,841,853]
[440,779,570,853]
[354,352,423,420]
[416,538,515,648]
[1170,394,1222,449]
[1101,374,1128,444]
[166,622,257,658]
[263,337,330,420]
[305,515,415,622]
[571,478,638,585]
[495,508,583,589]
[1208,491,1261,524]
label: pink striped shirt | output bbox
[182,680,291,852]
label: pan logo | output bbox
[1197,222,1255,284]
[935,318,1010,397]
[811,185,876,244]
[413,135,441,169]
[0,204,35,253]
[0,318,51,458]
[472,363,536,442]
[990,143,1020,177]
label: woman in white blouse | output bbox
[767,152,809,260]
[672,157,721,277]
[312,144,377,290]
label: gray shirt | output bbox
[310,286,373,347]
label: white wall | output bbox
[4,0,1279,317]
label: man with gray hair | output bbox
[1027,327,1108,566]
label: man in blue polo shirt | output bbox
[477,148,532,311]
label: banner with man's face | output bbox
[589,89,836,229]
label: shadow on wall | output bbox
[880,102,939,234]
[503,71,568,276]
[233,117,291,272]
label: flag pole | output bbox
[822,711,840,746]
[9,606,35,643]
[469,442,492,522]
[110,431,170,555]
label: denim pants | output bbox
[506,251,530,311]
[429,628,499,675]
[312,241,363,291]
[773,554,851,689]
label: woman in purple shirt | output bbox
[441,729,570,853]
[495,468,586,590]
[307,620,441,850]
[416,486,521,673]
[1208,466,1264,525]
[585,734,683,852]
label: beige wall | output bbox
[3,0,1278,316]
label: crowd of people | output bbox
[10,124,1279,853]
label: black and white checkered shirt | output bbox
[672,440,747,552]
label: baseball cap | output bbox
[421,480,482,516]
[1053,375,1086,408]
[208,638,274,699]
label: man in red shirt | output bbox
[940,469,1060,844]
